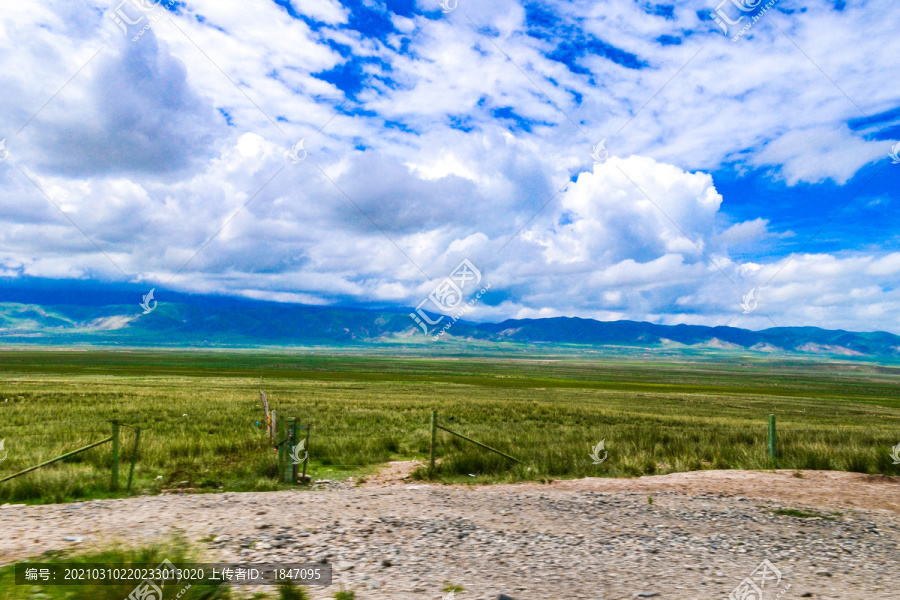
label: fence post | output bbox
[259,389,271,438]
[110,420,120,491]
[127,427,141,492]
[287,418,298,484]
[430,410,437,471]
[277,417,286,481]
[301,424,311,483]
[768,414,777,460]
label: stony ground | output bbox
[2,468,900,599]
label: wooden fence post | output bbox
[127,427,141,492]
[110,420,120,491]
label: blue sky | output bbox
[0,0,899,333]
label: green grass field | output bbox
[1,350,899,504]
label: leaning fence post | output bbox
[110,420,120,491]
[435,422,525,464]
[0,436,115,485]
[768,414,777,460]
[430,410,437,471]
[127,427,141,492]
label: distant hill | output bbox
[1,291,899,361]
[469,317,900,357]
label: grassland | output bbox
[1,350,899,504]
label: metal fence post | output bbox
[430,410,437,471]
[287,418,298,484]
[110,420,120,491]
[277,417,286,481]
[127,427,141,492]
[301,424,311,483]
[0,436,114,485]
[435,422,525,464]
[768,414,777,460]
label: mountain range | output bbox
[1,285,898,361]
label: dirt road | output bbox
[2,469,899,599]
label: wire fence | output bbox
[1,408,898,500]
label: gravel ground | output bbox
[2,469,899,599]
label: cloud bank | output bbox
[0,0,898,333]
